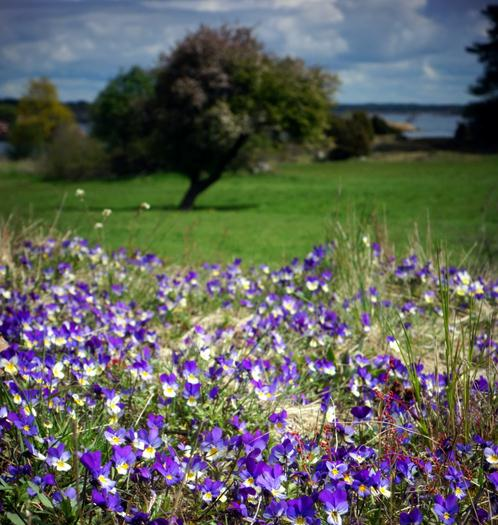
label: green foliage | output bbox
[328,111,374,159]
[40,124,109,181]
[0,155,496,267]
[464,4,498,148]
[91,66,155,173]
[8,78,75,158]
[149,25,338,207]
[0,103,16,125]
[371,114,400,135]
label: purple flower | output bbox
[80,450,115,491]
[183,382,201,406]
[326,461,348,480]
[46,443,71,472]
[319,489,349,525]
[153,454,184,486]
[256,464,286,500]
[10,412,38,436]
[136,428,163,460]
[268,410,288,432]
[182,360,200,384]
[91,488,123,512]
[201,427,226,461]
[269,439,297,465]
[434,494,459,524]
[199,478,224,504]
[400,508,423,524]
[80,450,103,477]
[351,405,372,420]
[160,373,179,398]
[263,499,287,519]
[360,312,371,333]
[104,427,127,446]
[112,445,136,476]
[487,471,498,490]
[484,446,498,466]
[286,496,315,524]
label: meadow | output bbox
[0,152,497,524]
[0,219,496,524]
[1,152,497,268]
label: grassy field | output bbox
[0,152,497,267]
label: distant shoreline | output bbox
[336,103,463,115]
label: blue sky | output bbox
[0,0,491,103]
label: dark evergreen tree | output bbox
[463,4,498,148]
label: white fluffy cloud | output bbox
[0,0,490,102]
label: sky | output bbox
[0,0,492,104]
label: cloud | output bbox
[422,60,438,80]
[0,0,490,102]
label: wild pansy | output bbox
[80,450,116,492]
[319,488,349,525]
[484,445,498,466]
[256,463,287,500]
[153,453,184,485]
[183,382,201,406]
[399,508,423,524]
[286,495,316,524]
[433,494,459,524]
[112,445,136,476]
[0,235,496,523]
[268,410,288,432]
[135,428,163,460]
[199,478,224,504]
[46,443,72,472]
[160,373,179,398]
[201,427,227,461]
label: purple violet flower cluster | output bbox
[0,237,496,523]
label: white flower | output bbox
[52,361,64,379]
[54,458,71,472]
[94,222,104,230]
[102,209,112,218]
[139,202,151,210]
[75,188,85,198]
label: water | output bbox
[0,112,462,156]
[374,111,461,139]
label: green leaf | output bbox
[37,491,54,509]
[6,512,26,525]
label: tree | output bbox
[91,66,155,173]
[463,4,498,148]
[41,124,109,181]
[151,25,338,209]
[9,78,75,158]
[328,112,374,159]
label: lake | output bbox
[374,111,461,138]
[0,112,462,157]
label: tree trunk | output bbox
[178,133,249,210]
[179,178,209,210]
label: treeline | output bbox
[337,103,463,115]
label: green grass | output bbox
[1,153,497,266]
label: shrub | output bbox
[371,114,400,135]
[8,78,75,158]
[328,111,373,159]
[40,124,109,180]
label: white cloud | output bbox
[422,60,438,80]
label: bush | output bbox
[371,114,400,135]
[8,78,75,158]
[328,111,373,159]
[40,124,109,180]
